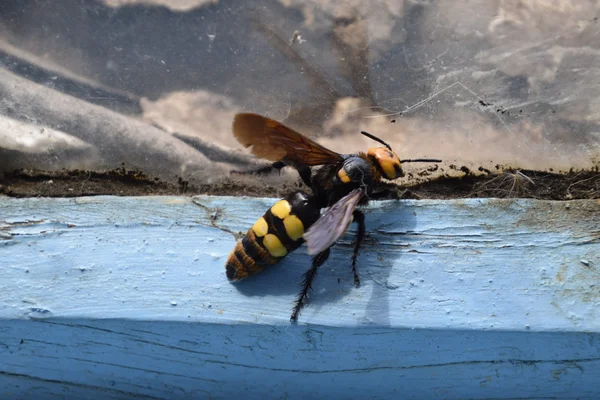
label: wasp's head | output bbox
[360,130,403,180]
[367,147,403,180]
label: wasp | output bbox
[225,113,440,321]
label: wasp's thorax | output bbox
[367,147,403,180]
[335,156,375,186]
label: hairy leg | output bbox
[351,210,365,287]
[291,248,331,321]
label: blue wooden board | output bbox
[1,320,599,399]
[1,195,599,399]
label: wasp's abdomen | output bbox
[226,195,316,281]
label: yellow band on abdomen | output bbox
[283,215,304,241]
[270,200,292,219]
[252,216,269,237]
[263,233,288,257]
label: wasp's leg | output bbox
[232,161,313,188]
[297,165,313,189]
[290,247,331,322]
[370,183,416,200]
[231,161,286,176]
[351,210,365,287]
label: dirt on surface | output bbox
[1,166,598,200]
[405,167,600,200]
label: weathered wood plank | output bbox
[1,196,598,329]
[1,195,599,399]
[1,319,599,399]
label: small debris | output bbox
[580,259,591,267]
[170,301,178,306]
[290,30,306,44]
[28,307,52,317]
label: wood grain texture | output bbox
[1,195,599,399]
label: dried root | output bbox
[471,170,536,198]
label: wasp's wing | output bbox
[304,189,364,255]
[233,113,343,166]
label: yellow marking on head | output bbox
[283,215,304,241]
[263,234,288,257]
[368,147,403,180]
[270,200,292,219]
[252,217,269,237]
[337,168,352,183]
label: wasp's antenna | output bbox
[400,158,442,163]
[360,131,392,151]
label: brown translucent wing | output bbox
[303,189,364,255]
[233,113,342,166]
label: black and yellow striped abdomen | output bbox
[226,191,321,281]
